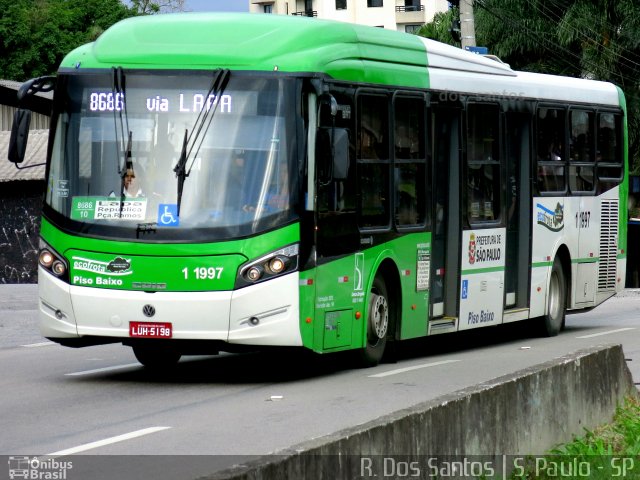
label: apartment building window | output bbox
[263,4,273,13]
[336,0,347,9]
[405,0,420,10]
[367,0,383,7]
[405,24,421,34]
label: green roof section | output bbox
[60,13,430,88]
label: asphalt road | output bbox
[1,285,639,479]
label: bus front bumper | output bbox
[38,267,302,347]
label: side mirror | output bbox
[7,75,55,166]
[17,76,56,102]
[317,127,350,182]
[8,109,32,164]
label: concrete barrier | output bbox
[206,344,637,479]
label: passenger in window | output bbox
[548,141,562,161]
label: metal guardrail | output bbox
[395,5,424,12]
[291,10,318,17]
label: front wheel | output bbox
[540,257,566,337]
[357,275,390,367]
[133,344,181,370]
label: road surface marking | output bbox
[46,427,171,456]
[367,359,460,378]
[21,342,56,348]
[65,363,141,376]
[576,327,635,339]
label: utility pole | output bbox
[459,0,476,50]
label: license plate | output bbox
[129,321,172,339]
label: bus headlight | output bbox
[246,265,264,282]
[268,256,289,274]
[52,260,67,277]
[38,239,69,282]
[236,244,299,289]
[39,250,55,268]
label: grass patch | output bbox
[510,395,640,479]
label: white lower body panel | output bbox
[39,270,302,347]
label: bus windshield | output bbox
[45,71,299,241]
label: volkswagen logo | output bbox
[142,305,156,317]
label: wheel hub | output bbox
[370,293,389,339]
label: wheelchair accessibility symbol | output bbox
[461,279,469,299]
[158,204,179,227]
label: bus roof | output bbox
[62,13,514,85]
[61,13,620,107]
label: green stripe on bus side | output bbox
[461,266,505,275]
[532,262,553,268]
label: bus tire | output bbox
[540,257,566,337]
[133,344,181,370]
[358,275,390,367]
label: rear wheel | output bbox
[540,257,566,336]
[133,344,181,370]
[358,275,390,367]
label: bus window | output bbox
[466,103,501,223]
[569,110,595,193]
[570,110,593,162]
[394,95,427,228]
[358,93,390,229]
[536,107,566,193]
[316,88,358,258]
[597,112,623,193]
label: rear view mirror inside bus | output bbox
[316,127,350,182]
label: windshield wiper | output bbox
[173,68,230,218]
[174,129,188,217]
[112,66,135,217]
[119,131,133,216]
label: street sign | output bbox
[465,46,489,55]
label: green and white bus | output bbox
[9,13,627,368]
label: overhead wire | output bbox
[529,0,640,71]
[474,0,588,72]
[474,0,640,87]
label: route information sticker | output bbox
[71,196,147,221]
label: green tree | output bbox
[554,0,640,171]
[421,0,640,169]
[474,0,582,75]
[417,9,460,48]
[130,0,185,14]
[0,0,136,81]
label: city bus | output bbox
[9,13,627,369]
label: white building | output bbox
[249,0,449,33]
